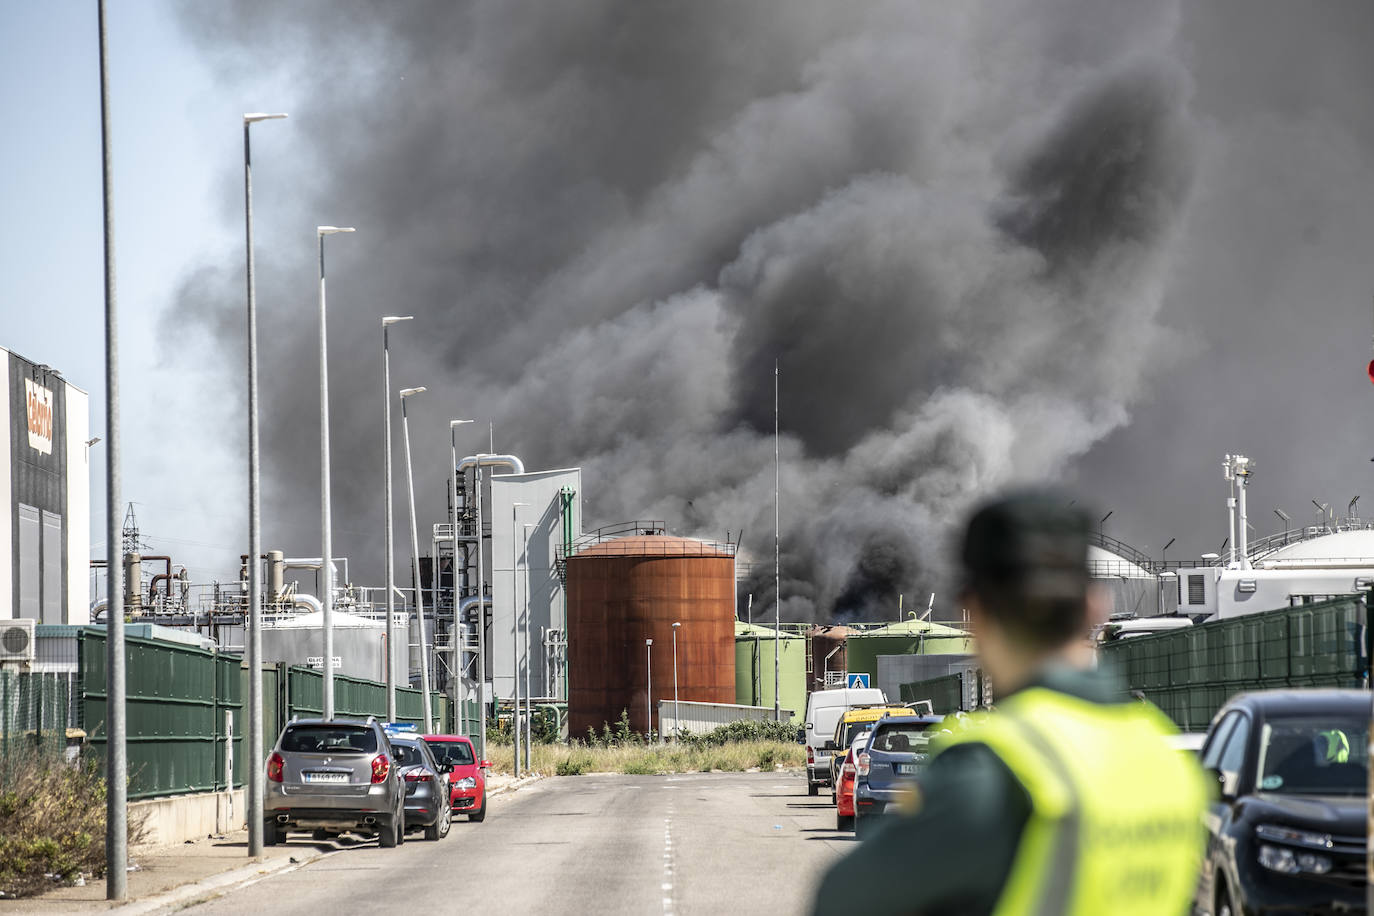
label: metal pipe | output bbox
[292,594,323,614]
[456,454,524,476]
[99,1,126,894]
[90,598,109,622]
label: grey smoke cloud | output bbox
[172,1,1210,621]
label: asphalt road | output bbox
[182,771,855,915]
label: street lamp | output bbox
[449,420,474,734]
[671,621,681,741]
[317,225,355,720]
[522,521,534,771]
[399,386,434,732]
[243,110,286,862]
[474,458,489,760]
[381,316,413,723]
[511,502,528,777]
[645,638,653,737]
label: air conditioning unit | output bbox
[0,618,36,663]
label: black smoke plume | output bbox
[172,1,1199,621]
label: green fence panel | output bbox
[81,629,223,799]
[215,655,245,791]
[0,670,70,788]
[1106,593,1370,730]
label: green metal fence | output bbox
[78,629,451,800]
[0,670,72,787]
[1100,593,1371,731]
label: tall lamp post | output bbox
[317,225,354,719]
[399,386,434,731]
[645,638,653,737]
[474,459,488,759]
[448,419,473,733]
[243,110,286,862]
[510,502,528,777]
[671,621,681,741]
[381,316,413,723]
[522,522,535,770]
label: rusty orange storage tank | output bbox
[566,530,736,737]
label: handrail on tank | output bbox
[557,520,737,562]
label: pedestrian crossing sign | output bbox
[846,673,870,688]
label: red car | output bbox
[422,735,490,822]
[835,730,872,831]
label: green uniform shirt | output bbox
[811,666,1121,916]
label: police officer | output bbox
[812,490,1206,916]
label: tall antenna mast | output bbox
[773,359,781,723]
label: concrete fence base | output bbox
[131,789,244,847]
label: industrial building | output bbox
[0,346,90,625]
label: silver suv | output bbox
[265,717,406,847]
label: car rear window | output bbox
[390,741,429,767]
[426,740,475,766]
[870,724,934,753]
[280,725,378,754]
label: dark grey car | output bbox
[265,717,406,847]
[389,735,451,841]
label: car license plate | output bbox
[304,771,348,784]
[895,763,919,775]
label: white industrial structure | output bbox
[1100,453,1374,625]
[0,346,91,624]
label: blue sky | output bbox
[1,2,283,582]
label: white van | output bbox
[802,687,886,795]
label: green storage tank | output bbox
[734,622,807,724]
[844,618,974,683]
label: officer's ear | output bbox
[1085,583,1112,632]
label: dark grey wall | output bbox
[9,352,68,622]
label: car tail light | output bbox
[267,751,284,783]
[857,752,871,777]
[806,746,814,764]
[371,753,391,784]
[404,771,433,782]
[841,762,855,777]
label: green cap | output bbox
[960,489,1093,599]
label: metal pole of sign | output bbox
[98,1,127,896]
[645,638,652,737]
[773,359,781,722]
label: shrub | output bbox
[0,747,144,898]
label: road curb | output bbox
[110,849,328,915]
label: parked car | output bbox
[801,686,887,796]
[826,705,917,792]
[853,714,942,836]
[835,728,874,831]
[387,734,452,840]
[1194,689,1368,916]
[264,717,405,847]
[423,734,489,822]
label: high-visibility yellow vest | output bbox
[938,687,1207,916]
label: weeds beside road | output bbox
[484,716,806,776]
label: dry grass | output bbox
[484,740,805,777]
